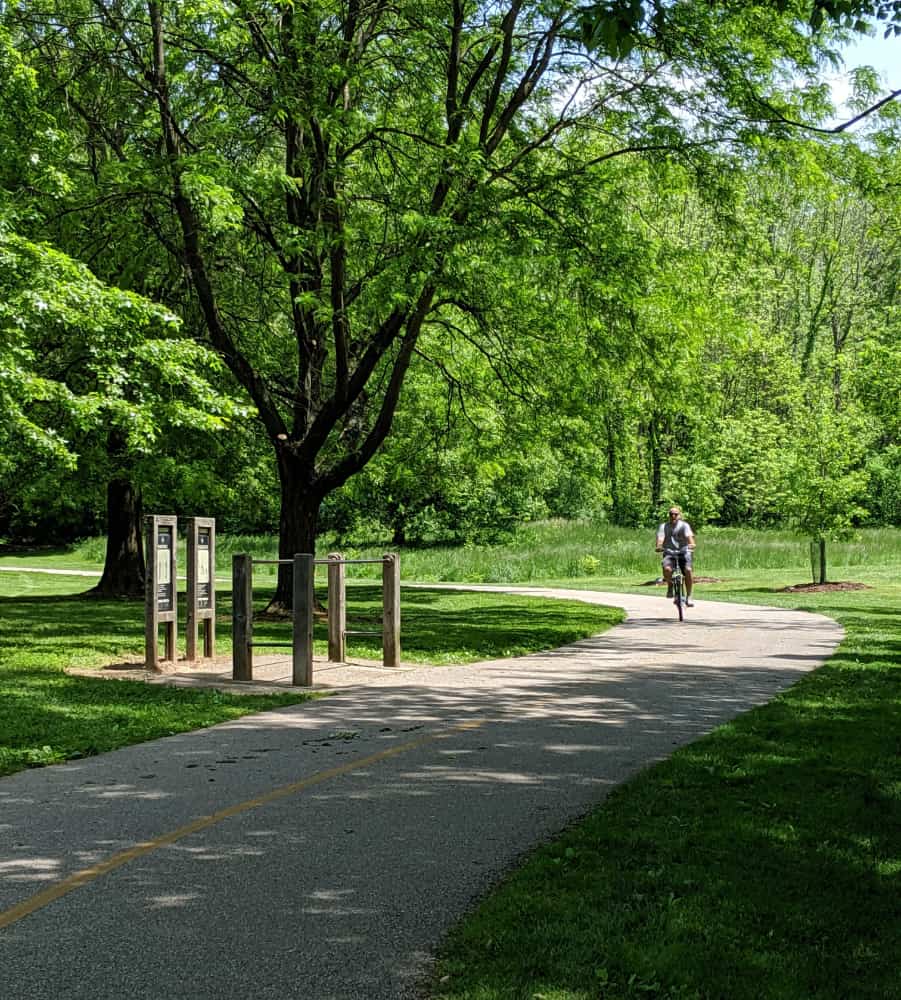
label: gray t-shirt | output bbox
[657,519,693,553]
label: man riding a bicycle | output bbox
[656,506,696,607]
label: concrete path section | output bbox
[0,589,843,1000]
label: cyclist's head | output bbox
[668,506,681,520]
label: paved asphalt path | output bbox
[0,588,842,1000]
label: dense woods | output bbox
[1,2,898,596]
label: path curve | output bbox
[0,589,842,1000]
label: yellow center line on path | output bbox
[0,719,485,931]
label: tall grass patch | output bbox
[53,523,901,586]
[308,522,901,583]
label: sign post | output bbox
[232,554,253,681]
[186,517,216,661]
[145,514,178,670]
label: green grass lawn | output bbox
[0,567,621,777]
[0,571,322,775]
[249,584,623,663]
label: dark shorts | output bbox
[662,550,692,573]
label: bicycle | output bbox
[663,547,690,622]
[672,556,685,622]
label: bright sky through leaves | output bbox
[828,25,900,119]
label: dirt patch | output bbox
[98,655,162,671]
[781,581,871,593]
[65,652,235,683]
[67,665,165,683]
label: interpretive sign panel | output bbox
[156,526,174,612]
[145,514,177,669]
[186,516,216,660]
[197,530,211,609]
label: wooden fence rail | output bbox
[231,553,400,686]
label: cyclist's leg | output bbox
[682,551,694,603]
[661,554,674,597]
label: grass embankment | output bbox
[0,563,621,777]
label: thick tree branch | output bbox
[485,19,562,156]
[147,1,286,442]
[753,87,901,133]
[480,3,522,146]
[319,286,435,494]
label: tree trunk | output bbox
[605,414,622,524]
[85,476,145,598]
[819,538,827,585]
[647,417,662,519]
[264,451,322,615]
[391,521,407,547]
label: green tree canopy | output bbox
[3,2,897,575]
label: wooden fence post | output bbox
[382,552,400,667]
[327,552,346,663]
[232,554,253,681]
[293,553,314,686]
